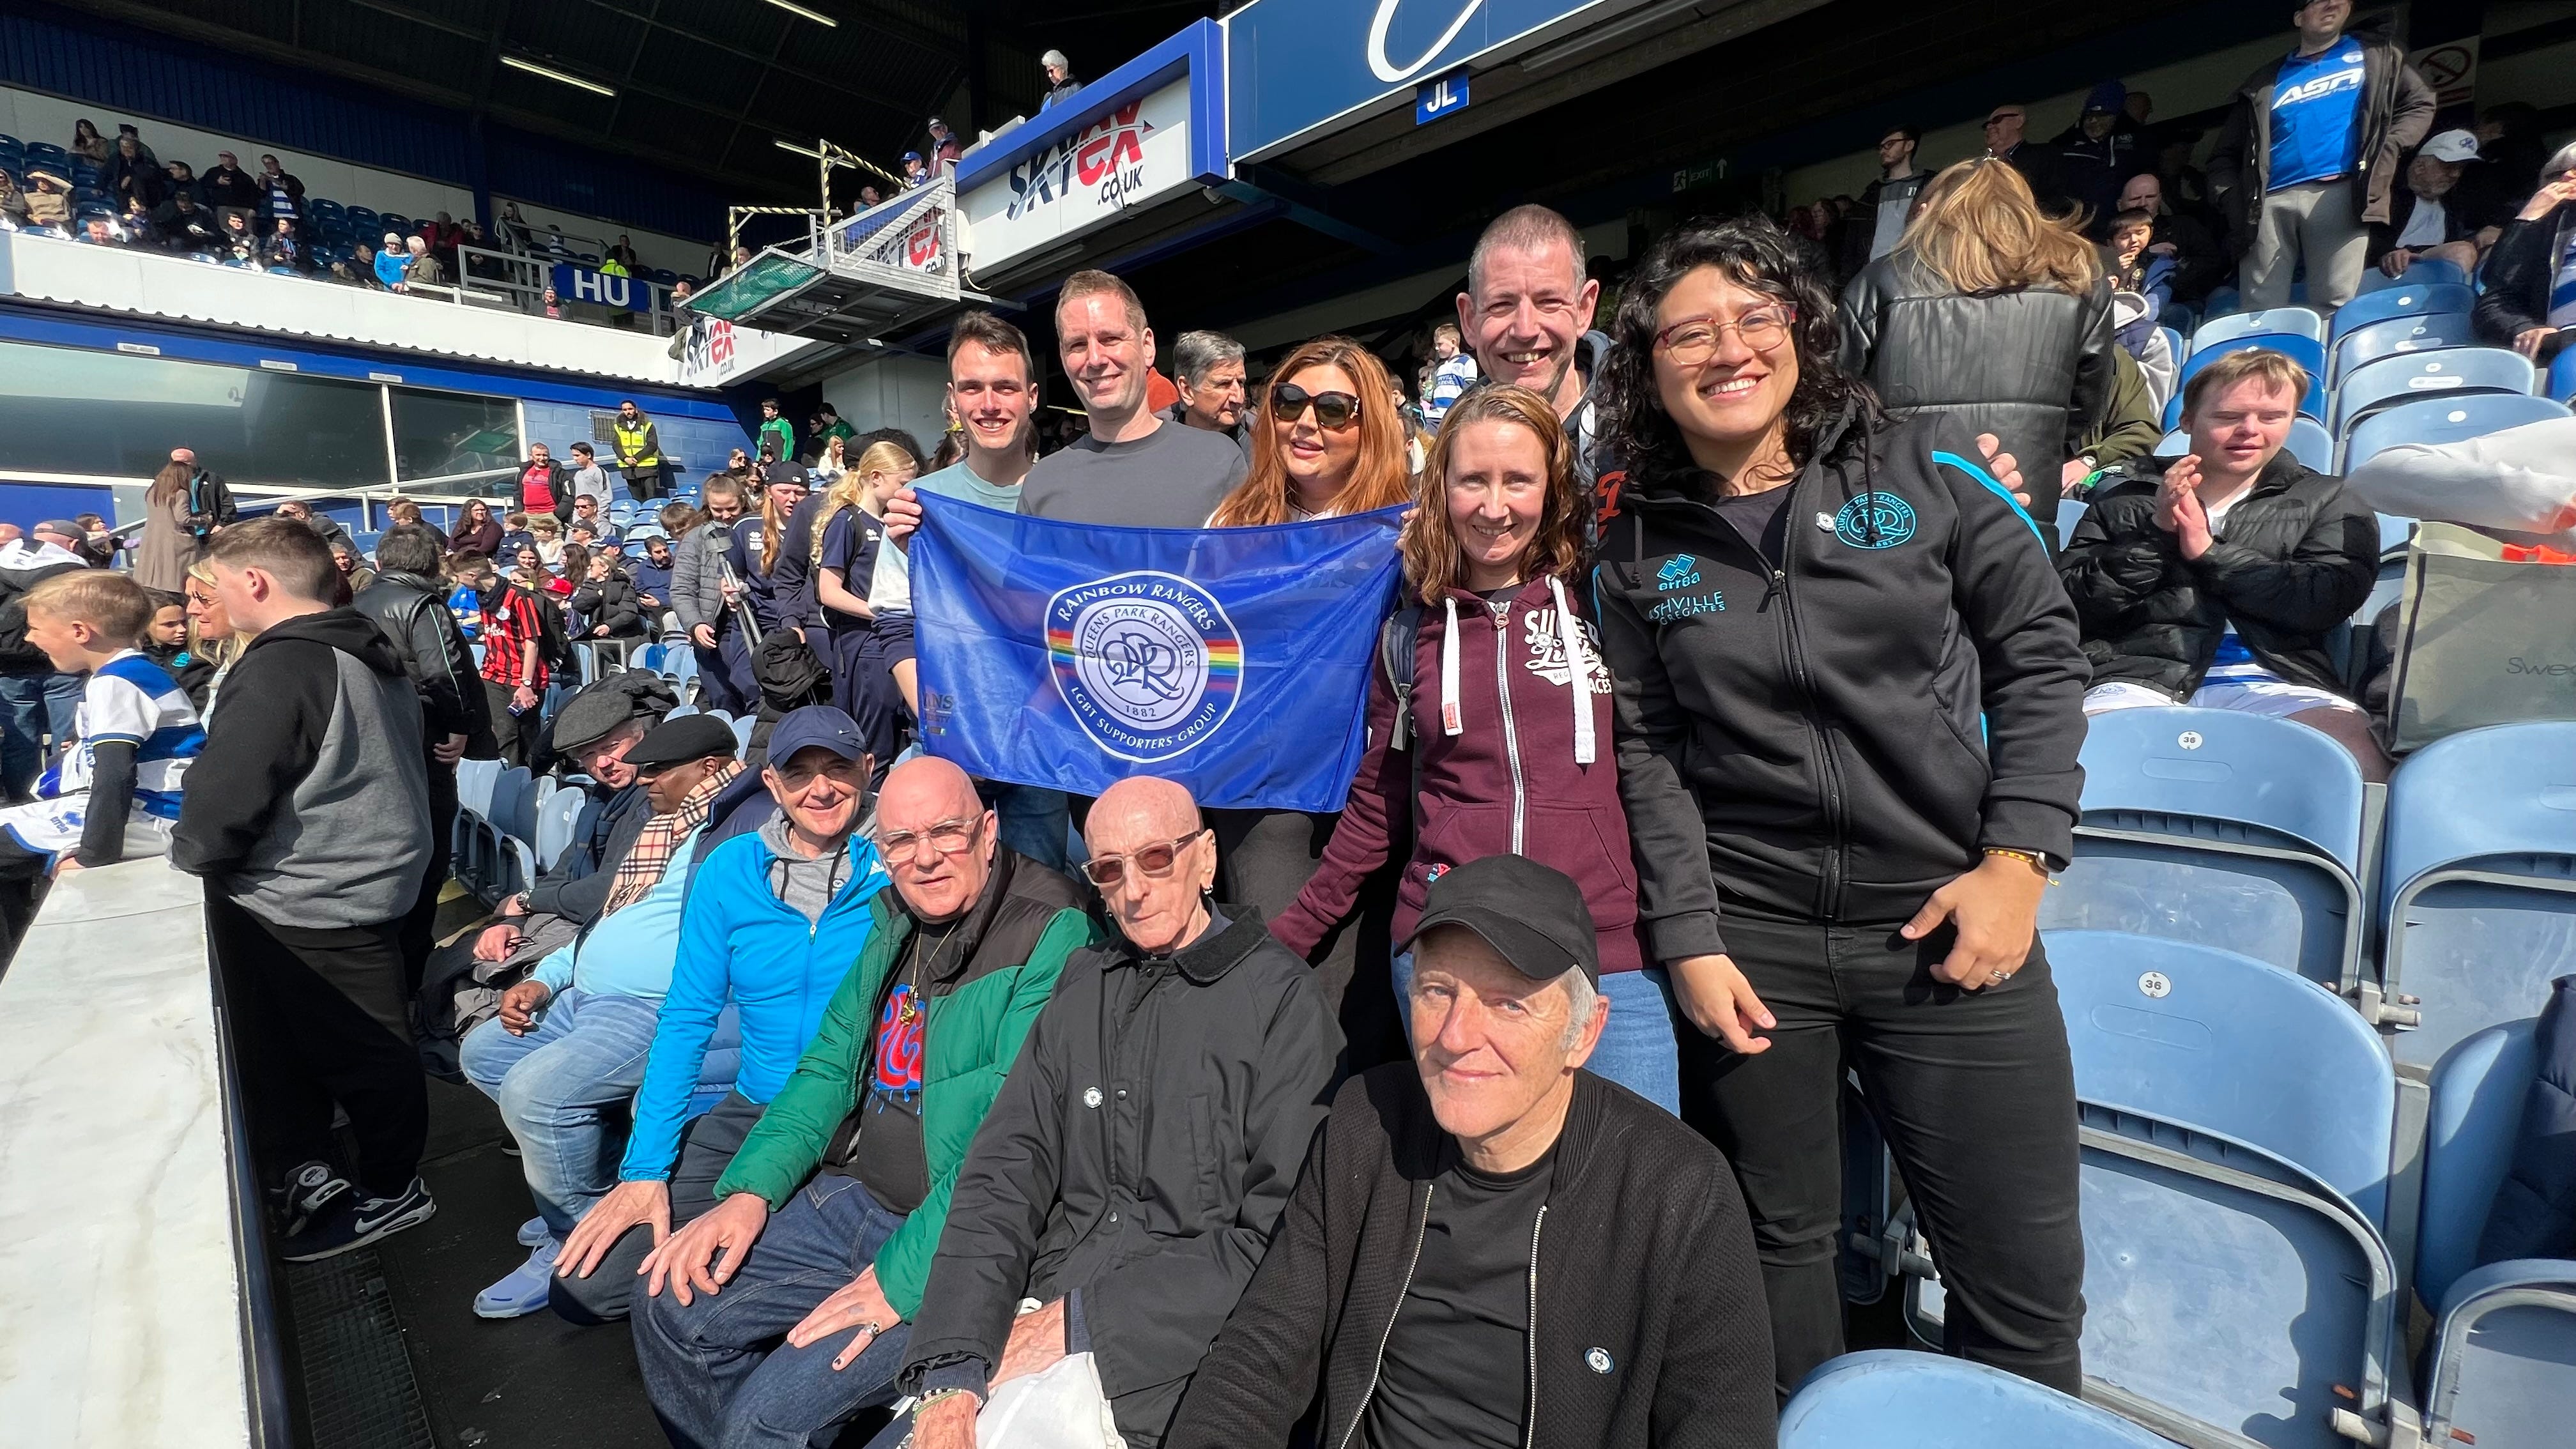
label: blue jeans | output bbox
[460,990,742,1235]
[635,1174,913,1449]
[1390,951,1683,1116]
[0,672,83,802]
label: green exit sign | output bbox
[1671,159,1729,194]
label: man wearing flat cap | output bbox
[461,711,747,1320]
[467,671,676,969]
[1170,855,1775,1449]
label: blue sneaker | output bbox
[515,1215,549,1248]
[473,1237,560,1319]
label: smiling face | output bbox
[1409,926,1600,1148]
[763,745,870,847]
[876,758,993,923]
[1443,417,1549,591]
[1056,291,1153,422]
[1650,265,1802,468]
[1460,241,1599,416]
[948,339,1034,462]
[1272,362,1363,503]
[2188,375,2299,485]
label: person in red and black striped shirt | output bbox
[457,551,547,765]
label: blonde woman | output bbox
[815,440,917,726]
[182,560,254,713]
[814,433,848,482]
[1839,157,2116,535]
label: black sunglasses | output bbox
[1271,383,1361,429]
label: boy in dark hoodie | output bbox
[172,518,440,1262]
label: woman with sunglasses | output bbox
[1206,336,1416,1059]
[1272,383,1684,1105]
[1593,217,2089,1399]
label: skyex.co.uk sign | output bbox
[960,79,1194,273]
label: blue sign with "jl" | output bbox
[1415,69,1470,125]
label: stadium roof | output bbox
[53,0,1203,202]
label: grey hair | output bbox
[1469,204,1586,299]
[2547,141,2576,185]
[1172,330,1246,387]
[1558,967,1601,1051]
[1042,49,1070,69]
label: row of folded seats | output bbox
[1832,711,2576,1449]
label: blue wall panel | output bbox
[0,3,724,243]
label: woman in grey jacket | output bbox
[1841,158,2117,537]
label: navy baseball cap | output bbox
[765,705,869,767]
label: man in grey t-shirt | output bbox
[1020,269,1248,525]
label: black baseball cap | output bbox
[626,713,738,770]
[1404,854,1600,986]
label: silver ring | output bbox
[1986,969,2009,986]
[857,1319,879,1337]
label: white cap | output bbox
[2419,130,2480,164]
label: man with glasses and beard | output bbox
[890,776,1338,1449]
[632,756,1094,1446]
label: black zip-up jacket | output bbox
[2206,19,2435,250]
[2059,452,2376,700]
[523,779,653,927]
[1169,1066,1773,1449]
[568,572,644,638]
[353,569,490,749]
[2473,203,2576,350]
[899,912,1339,1448]
[1596,408,2087,956]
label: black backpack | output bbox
[1376,603,1427,841]
[531,589,576,672]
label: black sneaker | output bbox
[271,1160,354,1239]
[280,1177,438,1262]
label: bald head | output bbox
[879,755,981,825]
[1087,776,1213,955]
[1089,776,1200,848]
[878,755,997,923]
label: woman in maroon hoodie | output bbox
[1273,384,1682,1109]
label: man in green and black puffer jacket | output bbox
[630,755,1094,1447]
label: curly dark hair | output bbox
[1597,215,1880,487]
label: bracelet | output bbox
[912,1387,979,1414]
[1983,847,2051,877]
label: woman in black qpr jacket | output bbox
[1593,217,2091,1399]
[2060,348,2385,778]
[1841,157,2118,535]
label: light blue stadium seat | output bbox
[2045,707,2366,988]
[2333,348,2536,436]
[2356,256,2469,295]
[730,714,755,751]
[2154,427,2187,456]
[2343,394,2572,472]
[2421,1258,2576,1449]
[2055,498,2086,550]
[2287,416,2333,471]
[2160,325,2188,365]
[2048,931,2404,1448]
[532,785,586,873]
[2194,307,2327,350]
[2550,349,2576,405]
[2375,723,2576,1073]
[1781,1351,2172,1448]
[666,703,700,719]
[2174,337,2339,422]
[496,767,541,898]
[2329,284,2478,353]
[2416,1020,2536,1305]
[2331,313,2476,388]
[452,757,505,886]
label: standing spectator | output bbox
[1843,124,1928,277]
[812,441,907,724]
[1841,158,2116,535]
[1455,206,1615,506]
[1981,102,2067,216]
[2052,82,2149,234]
[106,134,168,213]
[132,452,235,595]
[926,118,963,174]
[274,497,351,552]
[1167,329,1250,448]
[889,776,1335,1449]
[114,124,157,167]
[1039,49,1081,112]
[162,160,205,208]
[2372,131,2489,280]
[1172,857,1775,1449]
[607,233,640,270]
[405,234,445,288]
[461,549,548,766]
[569,551,643,641]
[2207,1,2434,312]
[1015,270,1249,525]
[756,399,796,469]
[565,441,613,511]
[811,402,855,458]
[2119,171,2228,310]
[172,518,436,1260]
[374,232,412,289]
[69,118,111,166]
[2471,141,2576,363]
[0,521,96,802]
[331,540,376,595]
[1420,320,1479,430]
[611,400,670,501]
[353,524,490,986]
[256,154,305,231]
[673,477,756,715]
[630,531,677,630]
[517,442,572,523]
[1595,217,2085,1397]
[451,498,505,558]
[200,150,261,231]
[2062,349,2384,776]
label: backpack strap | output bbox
[1378,602,1427,848]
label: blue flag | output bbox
[910,495,1405,811]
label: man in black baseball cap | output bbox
[470,671,676,963]
[1169,854,1774,1449]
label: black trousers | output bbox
[1680,906,2085,1399]
[557,1091,765,1324]
[485,679,537,767]
[399,760,458,1000]
[209,891,428,1200]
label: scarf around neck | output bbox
[602,757,743,916]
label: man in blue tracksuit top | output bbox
[553,705,890,1322]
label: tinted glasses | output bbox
[1271,383,1361,429]
[1080,828,1209,887]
